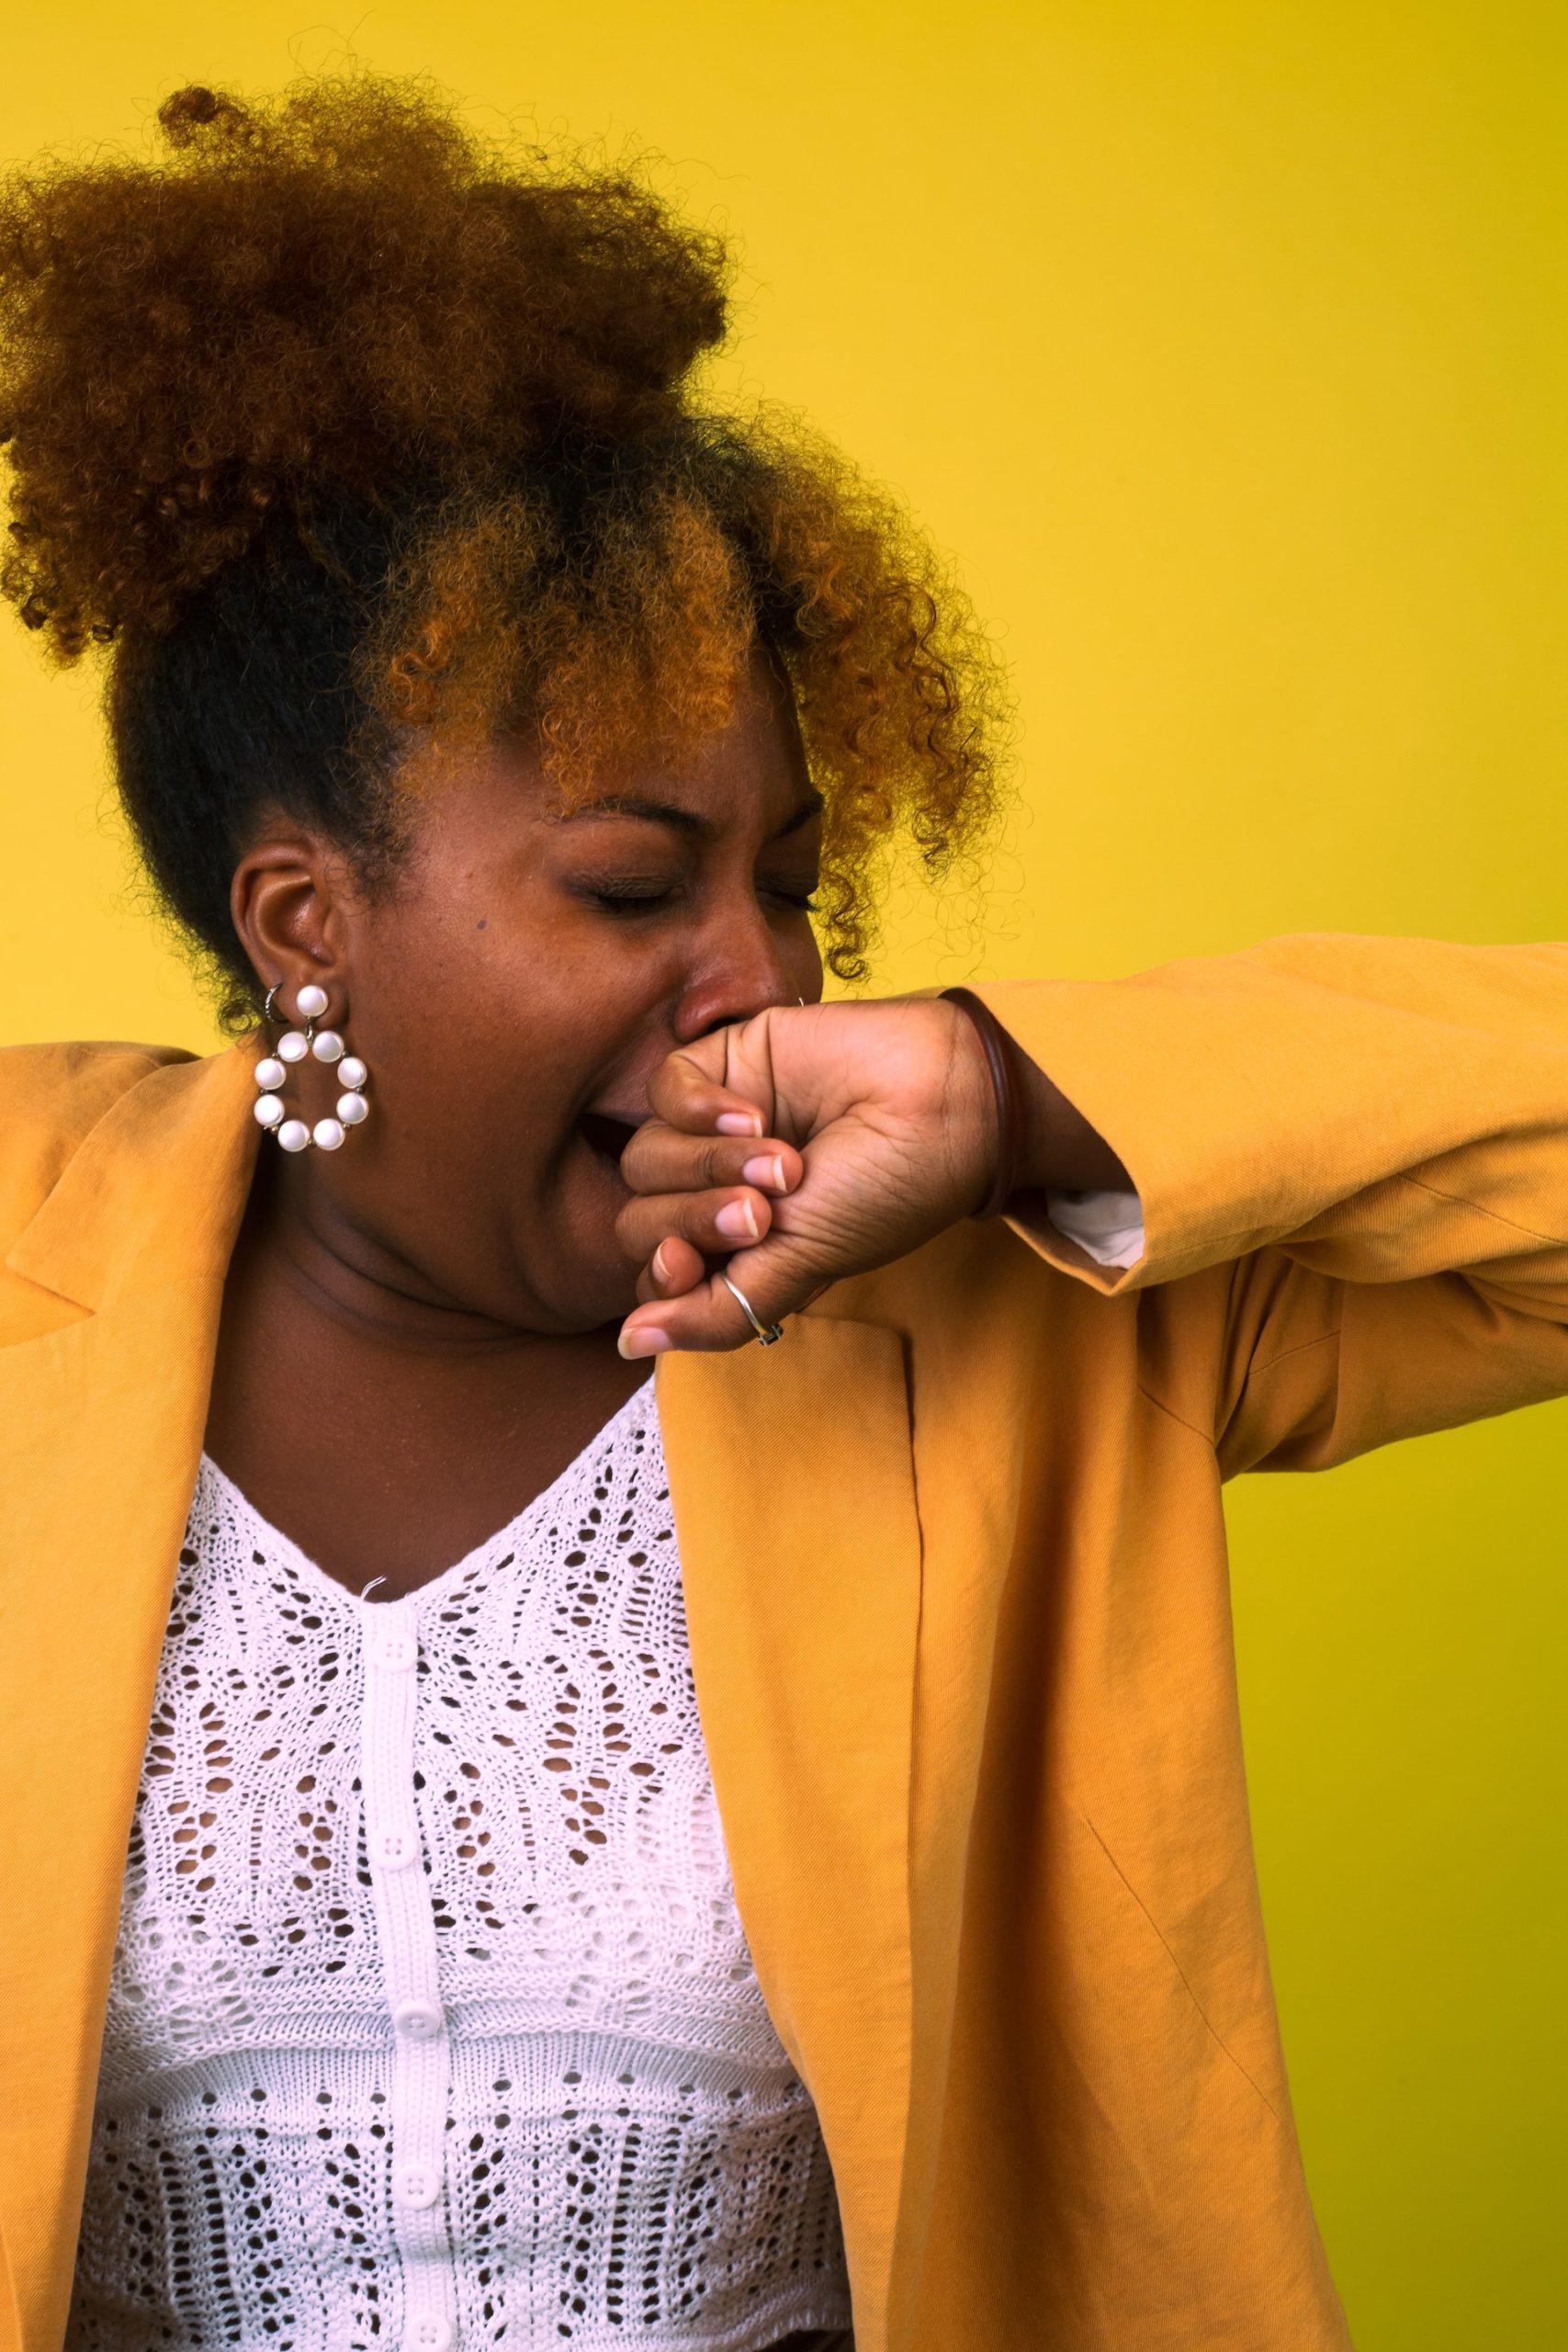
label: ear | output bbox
[230,831,355,1018]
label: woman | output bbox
[0,74,1562,2352]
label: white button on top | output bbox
[369,1630,417,1672]
[391,1997,443,2041]
[404,2316,453,2351]
[393,2161,443,2211]
[372,1824,419,1870]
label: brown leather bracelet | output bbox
[941,986,1023,1219]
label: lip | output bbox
[578,1105,645,1169]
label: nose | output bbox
[671,897,801,1045]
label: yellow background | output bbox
[4,6,1564,2344]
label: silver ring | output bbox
[720,1271,785,1347]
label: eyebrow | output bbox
[562,789,825,842]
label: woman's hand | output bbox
[615,998,1000,1355]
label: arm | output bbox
[979,933,1568,1464]
[614,932,1568,1468]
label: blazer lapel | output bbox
[656,1317,924,2352]
[0,1046,258,2352]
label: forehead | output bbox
[400,647,818,869]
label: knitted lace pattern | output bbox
[68,1379,850,2352]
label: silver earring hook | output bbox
[263,979,326,1042]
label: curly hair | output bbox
[0,76,1007,1008]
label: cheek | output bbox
[347,907,656,1170]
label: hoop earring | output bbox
[254,981,372,1154]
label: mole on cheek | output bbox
[476,918,488,931]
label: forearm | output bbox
[975,934,1568,1296]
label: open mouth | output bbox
[579,1108,640,1171]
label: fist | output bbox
[615,996,1000,1355]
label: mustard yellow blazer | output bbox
[3,933,1566,2352]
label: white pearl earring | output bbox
[254,982,372,1151]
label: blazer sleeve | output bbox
[972,933,1568,1474]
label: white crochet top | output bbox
[69,1378,851,2352]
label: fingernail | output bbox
[716,1110,764,1136]
[742,1154,788,1192]
[716,1197,759,1240]
[651,1241,672,1282]
[618,1324,672,1360]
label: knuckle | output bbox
[676,1190,722,1238]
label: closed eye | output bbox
[581,878,818,916]
[572,876,682,914]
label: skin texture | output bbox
[207,652,1123,1598]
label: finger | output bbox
[620,1123,801,1200]
[619,1268,774,1356]
[616,1183,774,1268]
[634,1235,707,1306]
[617,1231,823,1357]
[646,1036,775,1139]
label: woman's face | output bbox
[233,650,823,1333]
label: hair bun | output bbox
[156,85,246,141]
[0,74,730,657]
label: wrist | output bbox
[940,989,1022,1217]
[941,987,1133,1200]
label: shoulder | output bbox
[0,1039,194,1253]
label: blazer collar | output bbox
[6,1040,262,1315]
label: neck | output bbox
[243,1151,558,1356]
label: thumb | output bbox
[648,1024,780,1141]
